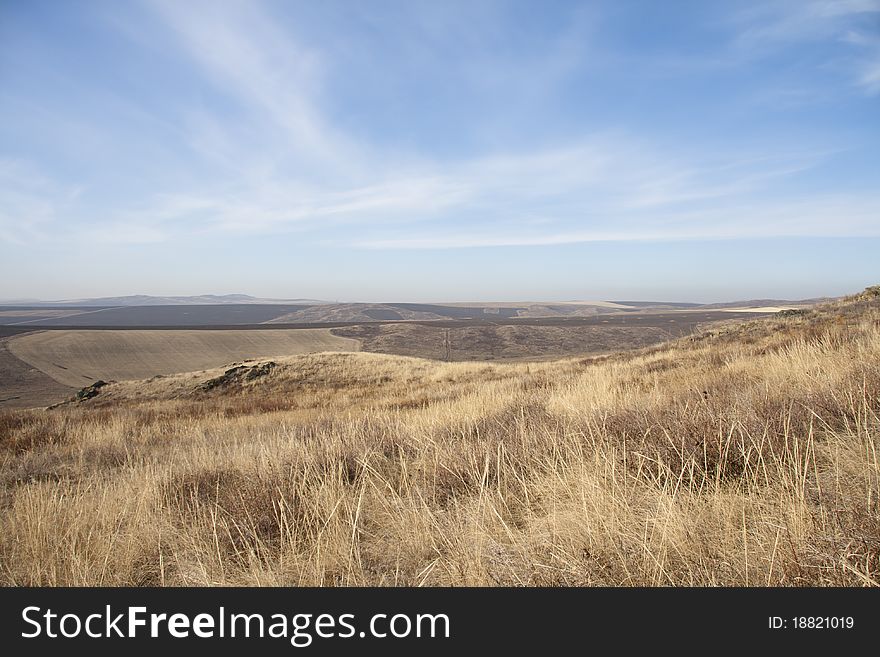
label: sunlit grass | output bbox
[1,293,878,586]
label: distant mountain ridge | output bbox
[1,294,830,308]
[0,294,330,307]
[696,297,832,309]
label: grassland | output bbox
[7,329,359,388]
[0,290,877,586]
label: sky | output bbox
[1,0,878,302]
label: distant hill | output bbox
[0,294,833,328]
[696,297,831,309]
[0,294,330,307]
[610,301,702,308]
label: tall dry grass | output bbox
[1,293,878,586]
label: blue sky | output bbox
[1,0,878,302]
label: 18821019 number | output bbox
[769,616,855,630]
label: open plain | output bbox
[0,304,785,409]
[0,288,877,586]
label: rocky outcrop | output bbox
[75,380,108,401]
[197,361,278,392]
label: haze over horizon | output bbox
[0,286,849,306]
[2,0,879,302]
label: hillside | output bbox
[0,288,877,586]
[6,329,358,388]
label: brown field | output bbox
[0,309,90,320]
[0,340,75,408]
[0,289,878,586]
[333,323,675,361]
[331,310,771,361]
[6,329,359,388]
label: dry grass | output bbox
[1,293,878,586]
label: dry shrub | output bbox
[0,413,69,454]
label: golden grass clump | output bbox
[1,294,878,586]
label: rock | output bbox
[197,361,278,392]
[76,380,108,401]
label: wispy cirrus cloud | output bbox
[0,158,81,245]
[733,0,880,43]
[357,195,880,249]
[3,0,879,300]
[4,0,878,258]
[730,0,880,94]
[84,133,869,251]
[87,0,867,252]
[146,0,362,179]
[842,28,880,93]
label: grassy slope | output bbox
[0,291,878,586]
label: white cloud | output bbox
[734,0,880,44]
[731,0,880,94]
[146,0,360,177]
[861,59,880,92]
[13,0,875,252]
[844,31,880,93]
[356,195,880,249]
[0,159,80,245]
[75,123,873,250]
